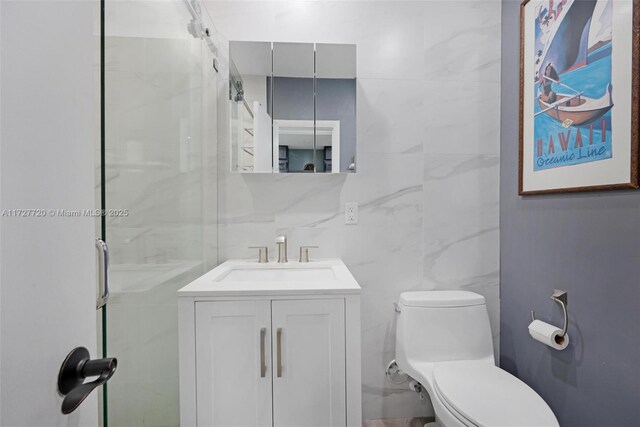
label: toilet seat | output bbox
[433,361,559,427]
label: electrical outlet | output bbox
[345,202,358,225]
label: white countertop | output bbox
[177,258,361,297]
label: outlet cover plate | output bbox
[345,202,358,225]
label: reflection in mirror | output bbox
[228,41,357,174]
[229,41,272,172]
[271,43,315,173]
[315,43,357,173]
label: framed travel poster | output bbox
[519,0,640,194]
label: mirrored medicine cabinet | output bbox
[229,41,356,174]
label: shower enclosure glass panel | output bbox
[102,1,218,425]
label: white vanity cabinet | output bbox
[271,299,346,427]
[178,259,361,427]
[194,300,272,427]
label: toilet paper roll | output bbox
[528,319,569,350]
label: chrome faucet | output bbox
[276,235,288,263]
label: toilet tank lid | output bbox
[399,291,485,308]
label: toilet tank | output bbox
[395,291,494,367]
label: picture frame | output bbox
[519,0,640,195]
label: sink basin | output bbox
[220,267,336,282]
[177,258,360,297]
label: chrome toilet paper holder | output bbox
[531,289,568,338]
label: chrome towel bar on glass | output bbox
[95,239,109,309]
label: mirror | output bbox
[229,41,357,174]
[272,42,315,173]
[315,43,357,173]
[229,41,272,172]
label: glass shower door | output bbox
[101,1,218,425]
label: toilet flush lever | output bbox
[531,289,568,337]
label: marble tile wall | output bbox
[206,0,501,420]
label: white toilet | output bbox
[395,290,559,427]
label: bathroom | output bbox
[1,0,639,426]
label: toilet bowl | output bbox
[395,291,559,427]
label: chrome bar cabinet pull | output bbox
[260,328,267,378]
[276,327,283,378]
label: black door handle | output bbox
[57,347,117,414]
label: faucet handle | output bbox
[299,246,319,263]
[249,246,269,263]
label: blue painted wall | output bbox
[268,77,356,171]
[500,1,640,426]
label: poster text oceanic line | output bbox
[536,118,608,157]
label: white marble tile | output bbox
[203,1,278,41]
[423,225,499,289]
[104,303,142,382]
[361,308,431,418]
[137,304,180,383]
[108,381,179,427]
[363,378,434,420]
[352,2,426,80]
[217,221,277,261]
[423,80,501,155]
[348,225,427,419]
[259,175,346,226]
[339,225,423,289]
[339,153,423,228]
[423,0,501,83]
[423,153,499,229]
[217,173,264,220]
[273,1,360,44]
[358,79,425,154]
[219,174,345,231]
[209,1,426,80]
[423,224,500,350]
[217,153,423,251]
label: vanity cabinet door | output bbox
[271,299,346,427]
[195,301,272,427]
